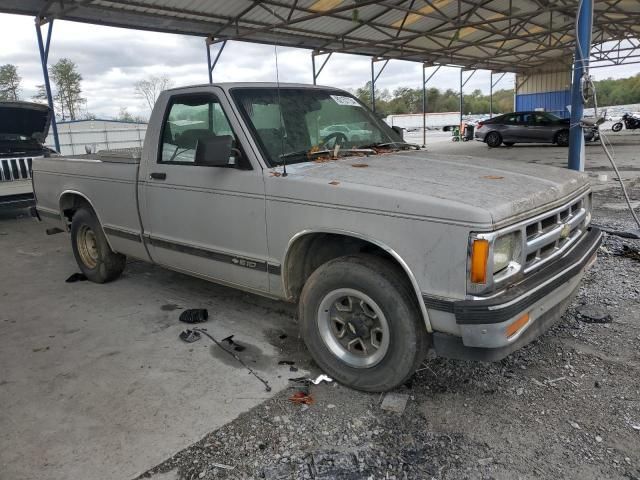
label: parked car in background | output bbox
[0,101,55,208]
[319,124,372,142]
[475,111,581,147]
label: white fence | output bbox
[45,120,147,156]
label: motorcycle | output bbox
[612,113,640,132]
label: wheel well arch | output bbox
[59,191,95,227]
[554,128,569,141]
[58,191,115,251]
[282,230,431,332]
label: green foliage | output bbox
[0,64,21,101]
[352,74,640,117]
[589,73,640,108]
[50,58,86,120]
[353,82,514,115]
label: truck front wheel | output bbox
[71,207,126,283]
[299,254,427,392]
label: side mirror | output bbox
[391,125,404,140]
[194,135,235,167]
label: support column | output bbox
[568,0,594,171]
[421,64,441,147]
[370,60,376,112]
[311,51,332,85]
[370,57,389,113]
[34,17,59,152]
[422,66,426,147]
[459,69,463,128]
[205,37,227,84]
[489,71,507,118]
[489,71,493,118]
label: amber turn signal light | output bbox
[470,239,489,284]
[505,313,530,338]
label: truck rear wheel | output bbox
[299,254,427,392]
[71,207,126,283]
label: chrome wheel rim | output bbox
[77,225,99,269]
[317,288,390,368]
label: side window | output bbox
[160,96,234,164]
[503,114,519,125]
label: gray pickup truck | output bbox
[33,83,601,391]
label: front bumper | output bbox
[425,227,602,361]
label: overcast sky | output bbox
[1,13,637,119]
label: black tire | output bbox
[611,122,623,132]
[485,131,502,148]
[503,142,515,147]
[70,207,126,283]
[556,130,570,147]
[298,254,428,392]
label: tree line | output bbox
[353,73,640,116]
[2,61,640,119]
[0,61,171,122]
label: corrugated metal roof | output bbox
[2,0,639,72]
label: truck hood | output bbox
[0,101,52,142]
[284,150,589,228]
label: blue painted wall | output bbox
[515,89,572,118]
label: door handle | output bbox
[149,172,167,180]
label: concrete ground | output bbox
[0,212,307,480]
[1,129,638,480]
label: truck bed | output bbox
[32,149,144,256]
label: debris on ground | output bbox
[193,328,271,392]
[380,392,410,414]
[310,374,333,385]
[576,304,613,323]
[179,329,201,343]
[619,244,640,260]
[65,272,87,283]
[221,335,246,352]
[288,391,314,405]
[179,308,209,324]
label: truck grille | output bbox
[523,195,587,273]
[0,157,34,182]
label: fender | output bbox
[282,228,432,333]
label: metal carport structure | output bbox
[2,0,640,170]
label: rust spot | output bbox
[351,163,369,168]
[269,170,282,177]
[482,175,504,180]
[329,180,340,186]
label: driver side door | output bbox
[139,89,270,292]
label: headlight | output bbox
[492,233,519,274]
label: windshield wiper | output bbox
[357,141,421,150]
[279,147,376,161]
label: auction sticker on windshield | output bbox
[330,95,361,107]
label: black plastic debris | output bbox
[576,305,612,324]
[65,273,87,283]
[179,329,201,343]
[278,360,295,366]
[221,335,246,352]
[179,308,208,324]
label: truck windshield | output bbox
[232,87,400,166]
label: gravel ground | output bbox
[140,183,640,480]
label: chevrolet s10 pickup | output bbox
[32,83,601,391]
